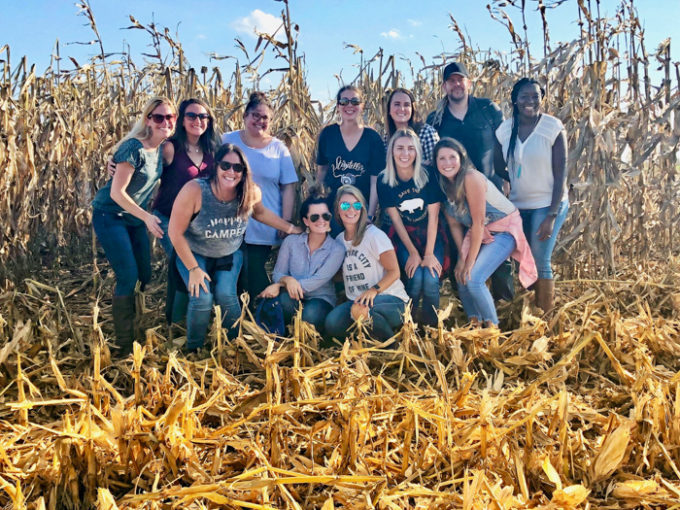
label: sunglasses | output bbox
[218,161,245,173]
[337,97,362,107]
[340,201,362,211]
[148,113,177,124]
[185,112,210,122]
[308,212,332,223]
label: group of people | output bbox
[92,61,569,355]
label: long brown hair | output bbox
[383,88,423,139]
[212,143,258,219]
[334,184,369,247]
[434,138,473,218]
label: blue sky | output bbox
[1,1,676,101]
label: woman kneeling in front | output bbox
[324,185,409,343]
[258,195,345,334]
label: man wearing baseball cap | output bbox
[426,61,514,302]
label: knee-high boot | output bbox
[112,295,136,356]
[535,278,554,314]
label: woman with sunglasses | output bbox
[92,96,176,355]
[436,138,536,327]
[169,143,302,352]
[324,185,409,344]
[378,129,446,326]
[258,195,345,334]
[316,86,386,229]
[383,88,439,166]
[222,92,298,301]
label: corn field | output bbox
[0,0,679,508]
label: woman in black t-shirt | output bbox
[377,129,446,326]
[316,86,385,229]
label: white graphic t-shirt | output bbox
[336,225,409,302]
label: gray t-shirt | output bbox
[184,178,248,258]
[91,138,162,225]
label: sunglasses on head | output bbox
[185,112,210,121]
[308,212,331,223]
[337,97,362,106]
[340,201,362,211]
[218,161,245,173]
[148,113,176,124]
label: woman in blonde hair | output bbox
[324,185,408,343]
[169,143,302,352]
[92,96,176,356]
[377,129,446,326]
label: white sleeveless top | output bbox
[495,114,567,209]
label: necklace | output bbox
[186,143,201,154]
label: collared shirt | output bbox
[272,233,345,305]
[426,95,503,190]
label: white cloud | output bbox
[380,29,401,39]
[231,9,284,40]
[407,19,422,27]
[196,34,207,40]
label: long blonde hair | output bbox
[435,138,473,218]
[334,185,369,247]
[381,129,428,190]
[113,96,176,153]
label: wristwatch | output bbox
[372,284,381,293]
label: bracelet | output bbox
[188,266,200,272]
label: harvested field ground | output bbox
[0,258,679,509]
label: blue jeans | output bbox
[394,237,444,326]
[520,200,569,279]
[153,210,174,257]
[92,210,151,296]
[324,295,406,342]
[277,292,333,334]
[458,231,516,325]
[177,250,244,350]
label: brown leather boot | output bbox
[535,278,554,314]
[112,295,136,357]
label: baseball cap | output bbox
[443,62,469,80]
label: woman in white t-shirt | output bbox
[324,185,409,344]
[495,78,568,313]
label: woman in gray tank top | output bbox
[435,138,534,328]
[169,143,302,352]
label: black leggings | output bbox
[238,243,272,305]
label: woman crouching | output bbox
[436,138,536,327]
[258,195,345,334]
[324,185,409,343]
[169,143,301,352]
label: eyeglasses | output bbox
[309,212,332,223]
[337,97,362,107]
[148,113,177,124]
[340,201,362,211]
[185,112,210,122]
[249,112,270,123]
[218,161,245,173]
